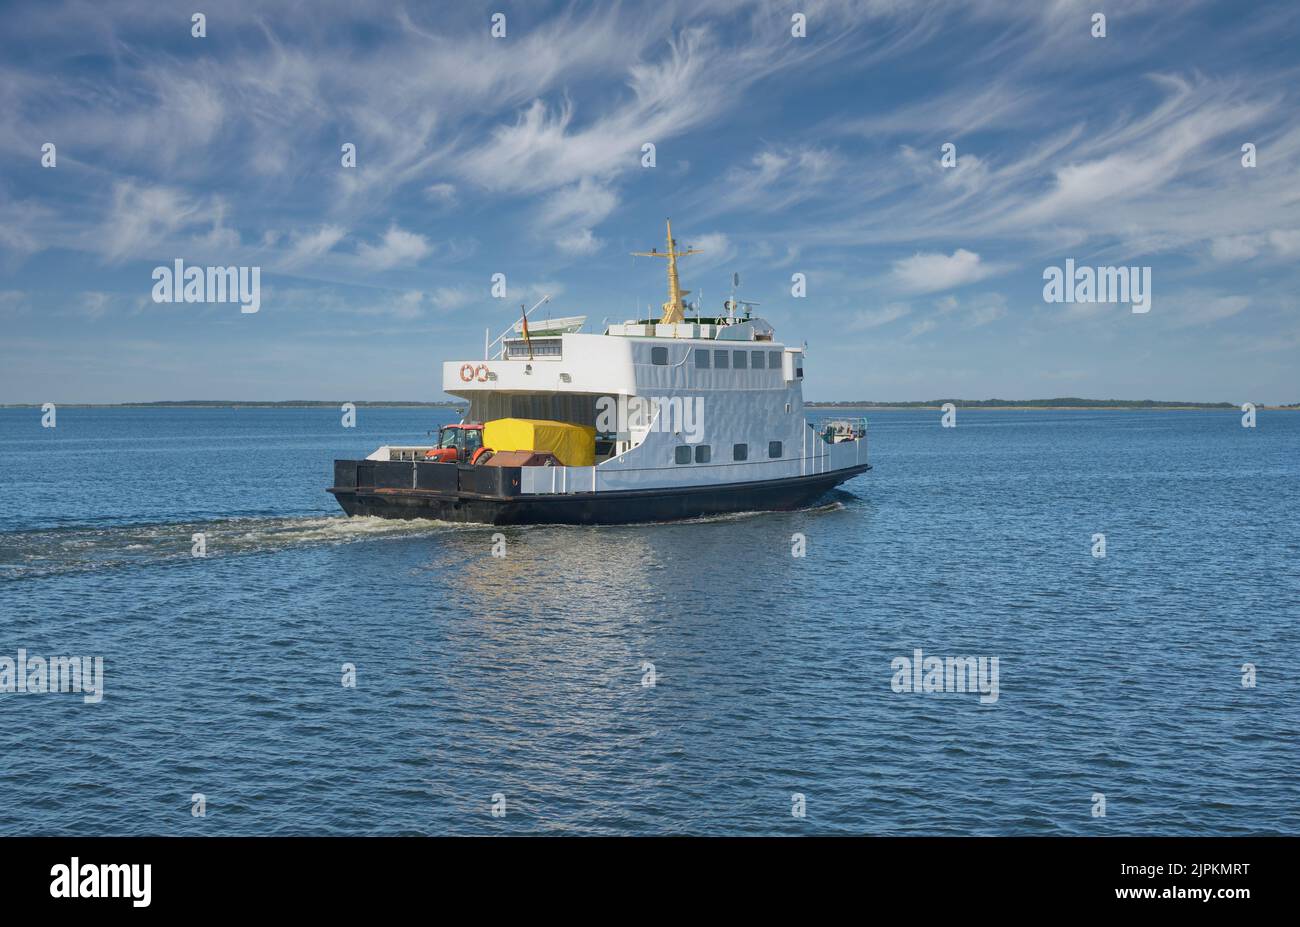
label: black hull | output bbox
[328,461,869,526]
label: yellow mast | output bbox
[631,218,702,324]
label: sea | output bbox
[1,406,1296,835]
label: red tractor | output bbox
[424,423,485,463]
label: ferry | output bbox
[328,221,870,524]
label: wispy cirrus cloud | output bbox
[1,0,1298,403]
[281,225,347,269]
[850,303,910,330]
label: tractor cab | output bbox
[424,423,484,463]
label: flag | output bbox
[520,305,533,358]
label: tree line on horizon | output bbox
[6,399,1298,409]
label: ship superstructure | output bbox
[328,221,869,524]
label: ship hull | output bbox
[328,461,869,526]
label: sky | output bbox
[1,0,1297,403]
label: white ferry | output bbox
[328,221,870,524]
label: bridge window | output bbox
[694,349,710,369]
[751,350,765,369]
[714,350,729,369]
[651,346,668,365]
[770,351,781,368]
[733,350,747,369]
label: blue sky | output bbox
[1,0,1297,403]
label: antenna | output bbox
[631,218,702,324]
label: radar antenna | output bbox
[724,271,761,320]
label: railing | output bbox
[814,417,868,443]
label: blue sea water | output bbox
[0,406,1296,835]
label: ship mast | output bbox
[631,218,702,324]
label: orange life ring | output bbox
[475,364,490,382]
[459,363,475,382]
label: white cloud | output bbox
[709,145,846,214]
[850,303,910,330]
[100,181,205,262]
[78,291,113,319]
[535,178,619,255]
[1267,230,1300,257]
[92,183,242,264]
[892,249,998,293]
[1209,230,1300,263]
[1210,236,1263,262]
[428,286,477,312]
[688,232,737,270]
[356,225,431,269]
[282,225,347,268]
[1171,294,1250,328]
[555,229,601,256]
[424,183,457,206]
[966,293,1008,327]
[356,289,426,319]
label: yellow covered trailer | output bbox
[482,418,596,467]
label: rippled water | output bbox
[1,406,1297,835]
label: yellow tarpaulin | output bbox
[482,418,596,467]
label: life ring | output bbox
[474,364,490,382]
[459,363,476,382]
[469,446,493,465]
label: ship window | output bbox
[694,445,711,464]
[751,351,765,369]
[695,349,710,369]
[733,443,748,461]
[714,350,729,369]
[651,346,669,365]
[768,441,782,458]
[675,446,691,465]
[770,351,781,368]
[733,351,747,369]
[796,366,803,378]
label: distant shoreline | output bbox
[3,400,1296,411]
[812,405,1297,411]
